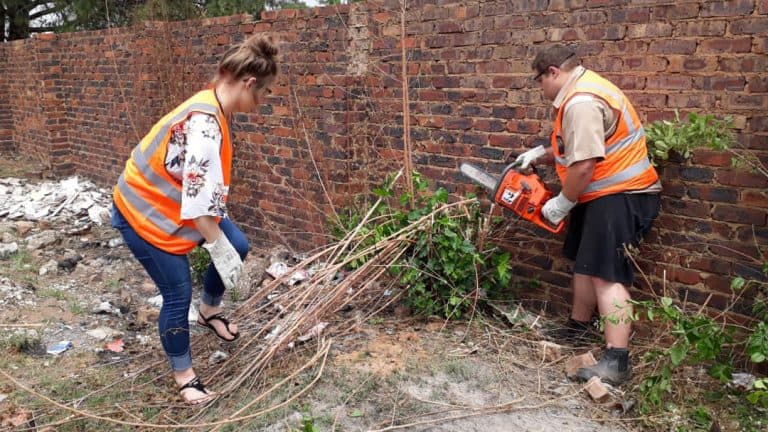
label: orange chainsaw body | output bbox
[493,165,565,234]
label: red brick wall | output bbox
[1,1,766,319]
[0,43,11,152]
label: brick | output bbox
[691,150,734,167]
[718,55,768,73]
[567,10,607,25]
[666,56,718,73]
[539,341,564,362]
[717,170,768,188]
[701,76,747,91]
[585,377,611,402]
[687,185,739,203]
[730,17,768,34]
[548,28,584,41]
[624,56,668,72]
[646,76,693,90]
[747,76,768,93]
[723,94,768,110]
[712,204,767,225]
[549,0,588,12]
[649,39,698,54]
[565,352,597,378]
[662,197,712,218]
[651,4,699,20]
[626,23,672,38]
[585,24,626,40]
[675,20,728,37]
[667,93,718,109]
[670,266,702,285]
[698,38,753,54]
[701,0,756,17]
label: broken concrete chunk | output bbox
[86,327,122,341]
[25,230,59,250]
[0,242,18,260]
[209,350,229,364]
[38,259,58,276]
[14,221,34,236]
[585,376,610,402]
[538,341,563,362]
[565,351,597,378]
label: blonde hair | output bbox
[216,35,278,89]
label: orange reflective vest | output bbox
[113,89,232,254]
[551,70,659,203]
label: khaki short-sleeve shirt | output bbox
[552,66,616,167]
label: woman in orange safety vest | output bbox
[112,35,278,404]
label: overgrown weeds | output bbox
[330,171,511,319]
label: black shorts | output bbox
[563,193,660,285]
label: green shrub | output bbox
[646,110,735,165]
[331,172,511,319]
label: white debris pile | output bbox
[0,176,111,225]
[0,277,36,307]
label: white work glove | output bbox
[202,235,243,291]
[511,145,547,170]
[541,192,577,225]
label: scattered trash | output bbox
[0,394,6,403]
[1,176,111,225]
[297,322,328,343]
[136,334,152,345]
[209,350,229,364]
[86,327,121,341]
[147,295,163,308]
[107,237,124,248]
[265,324,283,340]
[46,340,73,355]
[288,269,309,285]
[188,305,199,323]
[266,262,289,279]
[105,339,124,353]
[729,372,756,391]
[0,242,18,259]
[93,301,118,315]
[383,289,392,297]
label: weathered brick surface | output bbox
[0,44,11,152]
[0,1,766,322]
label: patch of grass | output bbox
[68,301,86,315]
[9,249,37,272]
[1,332,43,355]
[442,358,474,381]
[39,288,68,301]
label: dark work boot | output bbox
[546,318,601,346]
[575,347,631,385]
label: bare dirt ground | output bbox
[0,153,637,431]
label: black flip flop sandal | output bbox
[179,376,213,405]
[197,312,240,342]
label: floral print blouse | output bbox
[164,113,229,220]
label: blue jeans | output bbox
[111,205,249,371]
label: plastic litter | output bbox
[46,340,72,355]
[106,339,124,353]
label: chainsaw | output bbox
[460,162,565,234]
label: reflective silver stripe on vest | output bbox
[131,147,182,202]
[116,173,202,242]
[583,157,653,194]
[605,126,645,157]
[572,81,636,134]
[555,155,568,166]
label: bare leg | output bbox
[571,273,597,321]
[593,277,632,348]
